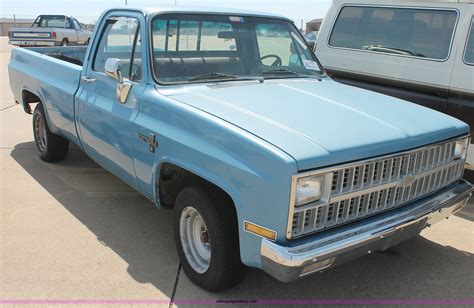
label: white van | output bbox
[316,0,474,164]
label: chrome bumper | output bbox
[261,180,472,282]
[9,40,55,47]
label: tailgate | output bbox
[10,28,53,39]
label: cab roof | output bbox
[106,6,292,22]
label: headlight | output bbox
[295,175,324,206]
[454,138,469,160]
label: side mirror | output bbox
[104,58,123,82]
[104,58,132,104]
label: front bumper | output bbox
[261,180,472,282]
[9,40,55,47]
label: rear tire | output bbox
[174,185,244,291]
[33,104,69,162]
[60,39,68,46]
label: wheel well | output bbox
[22,90,41,114]
[157,163,235,212]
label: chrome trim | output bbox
[326,4,460,63]
[286,136,469,239]
[264,180,472,282]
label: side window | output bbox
[93,17,142,82]
[329,6,458,60]
[65,18,73,29]
[131,32,142,82]
[464,18,474,65]
[73,20,81,30]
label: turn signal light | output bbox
[244,221,277,241]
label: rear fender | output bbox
[21,86,45,114]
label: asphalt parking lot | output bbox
[0,37,473,305]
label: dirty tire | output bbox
[174,186,244,291]
[33,104,69,162]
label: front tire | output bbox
[174,186,244,291]
[33,104,69,162]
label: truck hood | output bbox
[163,79,468,171]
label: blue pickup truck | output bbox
[8,7,473,291]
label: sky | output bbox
[0,0,331,25]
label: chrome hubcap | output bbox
[180,207,211,273]
[34,114,47,153]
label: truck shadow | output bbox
[10,141,474,301]
[458,170,474,222]
[10,141,178,298]
[216,235,474,300]
[455,203,474,222]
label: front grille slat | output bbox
[290,139,465,238]
[368,163,376,187]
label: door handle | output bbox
[81,76,96,83]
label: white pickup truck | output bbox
[316,0,474,165]
[8,15,92,47]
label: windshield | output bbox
[151,14,324,84]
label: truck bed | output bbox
[8,46,85,145]
[26,46,87,66]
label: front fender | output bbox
[133,86,297,268]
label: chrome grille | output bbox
[290,139,466,238]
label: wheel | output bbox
[174,186,244,291]
[33,104,69,162]
[85,38,90,46]
[60,39,68,47]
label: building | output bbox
[0,17,35,36]
[306,18,323,33]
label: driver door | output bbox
[73,19,87,44]
[76,13,144,190]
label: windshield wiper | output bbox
[262,68,322,80]
[363,45,425,57]
[188,72,264,83]
[188,72,240,81]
